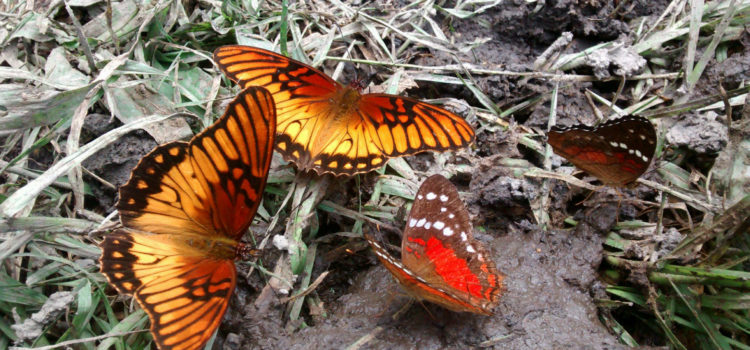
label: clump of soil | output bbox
[81,113,157,210]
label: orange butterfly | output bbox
[213,45,475,176]
[99,86,276,350]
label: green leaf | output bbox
[0,83,95,131]
[0,271,47,306]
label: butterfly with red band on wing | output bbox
[547,115,656,186]
[213,45,475,176]
[99,86,276,350]
[365,174,504,315]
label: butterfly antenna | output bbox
[612,187,626,224]
[605,76,627,117]
[370,220,403,236]
[357,212,403,237]
[334,22,344,42]
[366,71,378,94]
[575,183,606,206]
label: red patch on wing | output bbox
[364,175,504,315]
[424,237,483,300]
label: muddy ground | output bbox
[76,0,746,349]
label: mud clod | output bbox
[666,112,729,154]
[585,45,646,79]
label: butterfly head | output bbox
[348,78,367,92]
[236,242,262,260]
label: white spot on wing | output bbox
[409,219,417,227]
[417,194,423,200]
[424,222,431,229]
[439,194,448,202]
[416,218,426,227]
[467,245,476,253]
[443,227,454,236]
[449,213,455,219]
[635,150,642,157]
[460,232,468,241]
[426,192,437,200]
[619,143,627,149]
[609,141,618,147]
[434,221,445,230]
[440,207,446,212]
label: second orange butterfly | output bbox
[100,86,276,350]
[213,45,475,176]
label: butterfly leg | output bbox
[374,287,411,318]
[414,299,438,322]
[575,183,606,206]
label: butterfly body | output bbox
[214,45,475,175]
[100,86,276,350]
[185,235,237,260]
[332,86,362,112]
[302,88,362,161]
[547,115,656,186]
[365,175,504,315]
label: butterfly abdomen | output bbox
[197,238,237,260]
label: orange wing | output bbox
[213,45,475,176]
[100,230,237,350]
[100,86,276,350]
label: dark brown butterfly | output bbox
[547,115,656,186]
[99,86,276,350]
[365,174,504,315]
